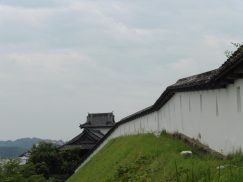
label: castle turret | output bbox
[80,112,115,135]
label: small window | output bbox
[237,87,241,112]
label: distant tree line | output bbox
[0,138,64,158]
[0,147,27,158]
[0,142,83,182]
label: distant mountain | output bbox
[0,147,27,158]
[0,138,64,157]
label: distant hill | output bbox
[0,138,64,157]
[0,147,27,158]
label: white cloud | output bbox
[168,58,199,75]
[0,0,67,9]
[0,4,54,22]
[203,35,234,49]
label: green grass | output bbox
[67,133,243,182]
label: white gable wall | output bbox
[96,128,111,135]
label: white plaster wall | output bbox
[111,79,243,154]
[156,79,243,154]
[96,128,111,135]
[77,79,243,171]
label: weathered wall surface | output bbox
[158,78,243,154]
[112,79,243,154]
[77,79,243,171]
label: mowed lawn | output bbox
[67,133,243,182]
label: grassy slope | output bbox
[68,134,243,182]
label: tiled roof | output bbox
[80,112,115,128]
[169,46,243,90]
[171,69,218,88]
[62,128,104,148]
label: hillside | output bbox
[68,133,243,182]
[0,147,27,158]
[0,138,64,157]
[0,137,64,148]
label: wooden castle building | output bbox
[62,113,115,153]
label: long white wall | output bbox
[112,78,243,154]
[159,79,243,154]
[77,78,243,170]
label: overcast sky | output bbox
[0,0,242,141]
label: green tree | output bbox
[60,148,83,175]
[20,162,37,178]
[2,159,20,176]
[29,142,62,178]
[225,42,243,58]
[0,159,48,182]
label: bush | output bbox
[0,142,84,181]
[28,142,83,180]
[0,160,48,182]
[29,142,62,176]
